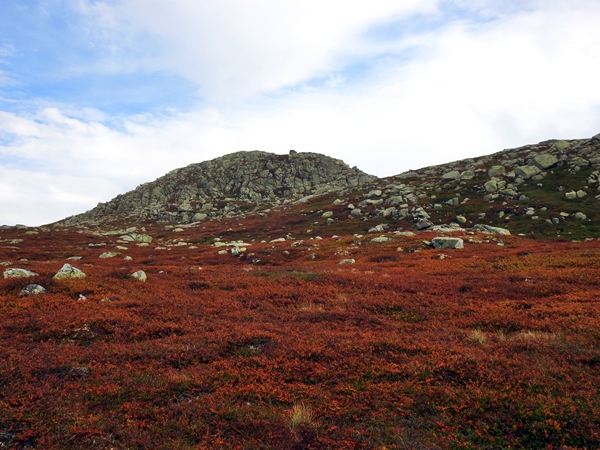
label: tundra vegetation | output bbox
[1,134,600,448]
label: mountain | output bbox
[59,150,376,226]
[58,133,600,240]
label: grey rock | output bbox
[575,212,587,220]
[99,252,120,259]
[19,284,47,297]
[472,224,511,235]
[456,215,467,224]
[322,211,334,218]
[53,264,86,279]
[552,140,571,151]
[431,237,464,249]
[460,170,475,180]
[515,165,541,180]
[565,191,577,200]
[366,189,382,198]
[415,219,433,230]
[338,259,356,264]
[488,166,505,177]
[383,207,397,217]
[130,270,147,282]
[484,179,499,193]
[3,268,38,278]
[441,170,461,181]
[577,190,587,198]
[530,154,558,170]
[370,236,390,243]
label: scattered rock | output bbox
[565,191,577,200]
[19,284,47,297]
[488,166,505,177]
[3,268,38,278]
[472,224,511,235]
[130,270,147,282]
[371,236,390,243]
[441,171,461,181]
[53,264,86,280]
[431,237,464,249]
[99,252,120,259]
[415,219,433,230]
[515,165,541,180]
[530,154,558,170]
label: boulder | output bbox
[488,166,505,177]
[322,211,334,218]
[564,191,577,200]
[415,219,433,230]
[19,284,47,297]
[371,236,390,243]
[472,224,511,235]
[552,140,571,151]
[441,170,461,181]
[366,189,382,198]
[515,165,541,180]
[577,190,587,198]
[575,212,587,220]
[338,259,356,264]
[530,154,558,170]
[460,170,475,180]
[53,264,86,279]
[99,252,120,259]
[431,237,464,249]
[3,268,38,278]
[484,179,498,193]
[130,270,147,282]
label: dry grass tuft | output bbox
[288,402,314,429]
[513,330,556,342]
[468,329,487,344]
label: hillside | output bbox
[1,134,600,448]
[57,133,600,241]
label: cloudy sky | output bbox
[1,0,599,226]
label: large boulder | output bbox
[53,264,86,280]
[19,284,47,297]
[472,224,511,235]
[488,166,505,177]
[515,166,541,180]
[3,268,38,278]
[530,154,558,170]
[431,237,464,249]
[441,170,461,181]
[130,270,147,282]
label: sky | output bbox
[1,0,600,226]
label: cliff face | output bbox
[60,150,377,225]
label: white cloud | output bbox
[79,0,439,100]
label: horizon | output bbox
[1,1,600,226]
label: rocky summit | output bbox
[55,133,600,240]
[60,150,376,226]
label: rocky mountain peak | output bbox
[61,150,377,226]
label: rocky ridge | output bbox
[53,133,600,240]
[60,150,375,226]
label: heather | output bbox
[1,223,599,449]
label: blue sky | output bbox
[1,0,600,225]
